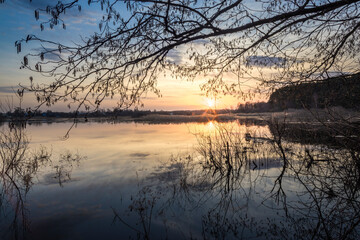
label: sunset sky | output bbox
[0,1,265,112]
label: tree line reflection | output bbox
[113,118,360,239]
[0,124,83,240]
[0,116,359,239]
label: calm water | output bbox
[0,120,359,239]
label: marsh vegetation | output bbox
[0,115,359,239]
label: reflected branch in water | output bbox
[266,116,360,239]
[0,126,48,239]
[112,185,169,240]
[0,125,84,240]
[52,150,82,187]
[111,119,360,239]
[114,122,279,239]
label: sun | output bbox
[206,98,215,108]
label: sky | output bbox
[0,0,258,112]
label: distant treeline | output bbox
[0,107,235,121]
[235,102,271,113]
[268,73,360,110]
[236,73,360,112]
[2,74,359,119]
[1,108,151,119]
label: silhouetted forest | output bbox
[0,108,236,122]
[1,74,359,121]
[268,73,360,110]
[235,73,360,112]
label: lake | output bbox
[0,120,359,239]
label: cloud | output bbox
[166,39,210,64]
[43,52,63,61]
[167,49,183,64]
[70,16,98,26]
[6,0,82,14]
[5,0,50,10]
[5,0,100,25]
[32,47,68,61]
[129,152,150,158]
[193,39,210,45]
[313,71,352,79]
[246,55,286,67]
[0,86,17,94]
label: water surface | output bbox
[1,120,359,239]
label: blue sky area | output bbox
[0,0,103,110]
[0,1,243,111]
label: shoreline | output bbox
[1,108,359,125]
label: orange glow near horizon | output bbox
[206,98,215,108]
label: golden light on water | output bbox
[207,121,214,129]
